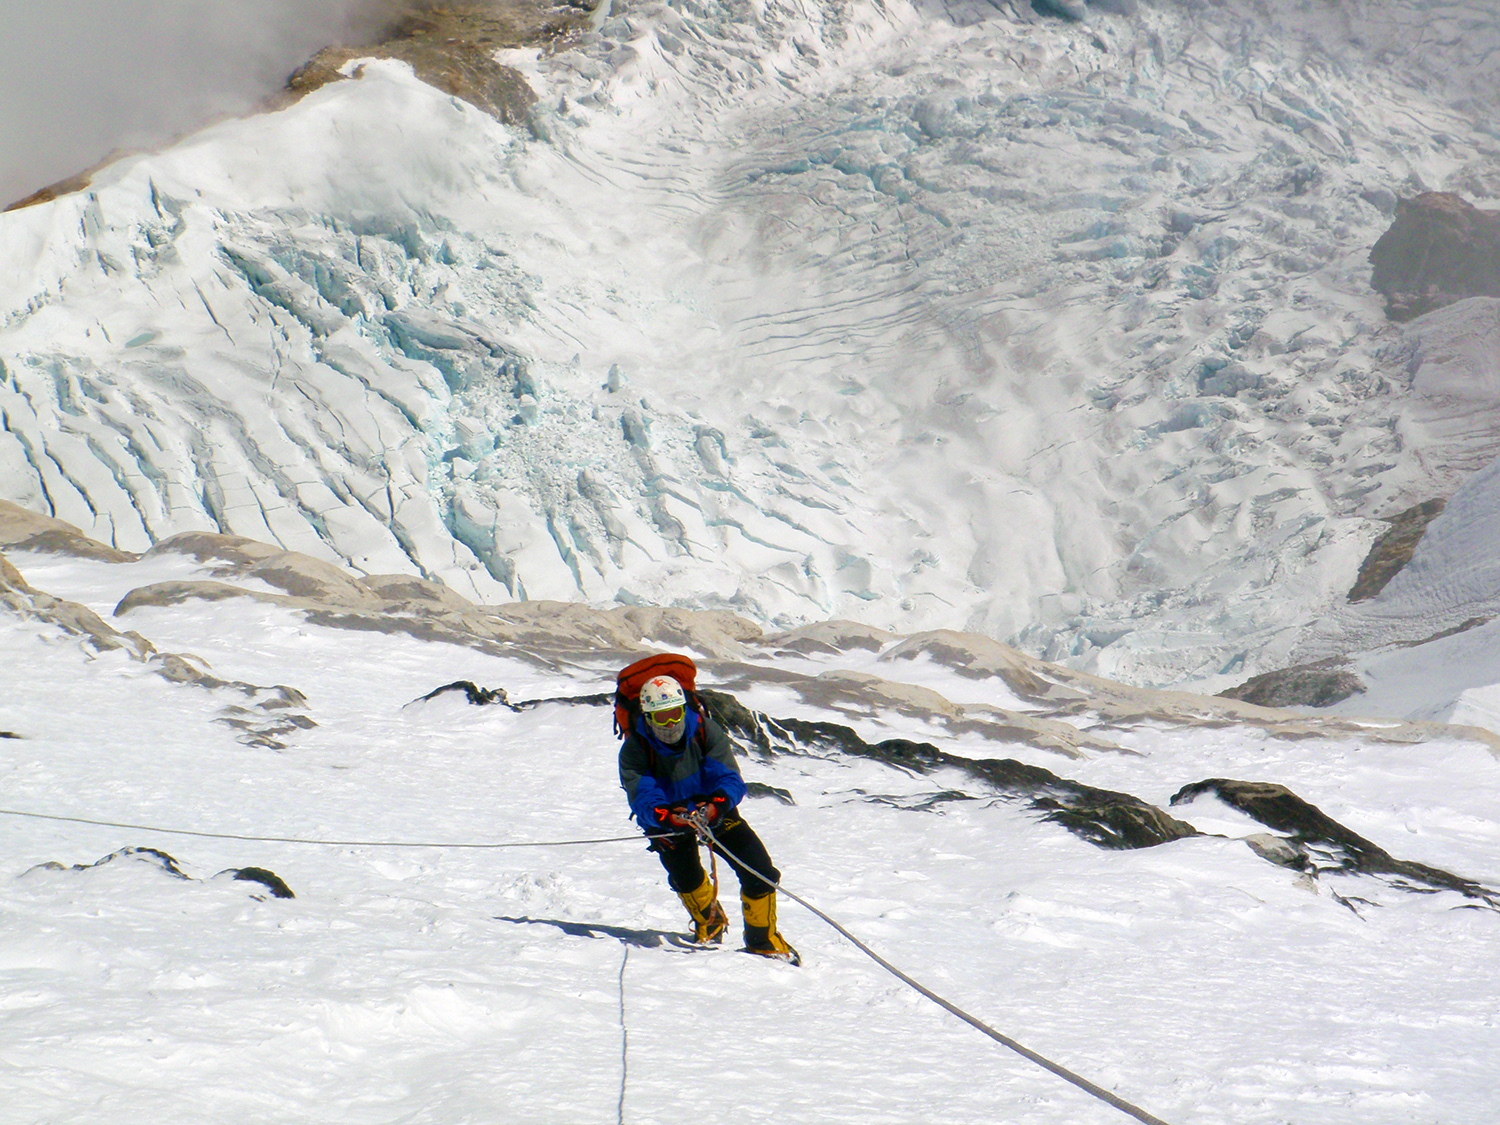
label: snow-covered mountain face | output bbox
[3,0,1499,688]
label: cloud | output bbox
[0,0,403,206]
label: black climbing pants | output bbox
[650,815,780,899]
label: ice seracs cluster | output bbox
[2,0,1500,691]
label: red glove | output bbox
[688,792,731,825]
[705,793,729,823]
[654,804,693,828]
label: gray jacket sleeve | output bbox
[618,737,656,809]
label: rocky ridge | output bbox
[0,506,317,748]
[1347,498,1449,603]
[1370,192,1500,321]
[282,1,579,127]
[6,500,1497,760]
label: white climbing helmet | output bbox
[640,675,688,742]
[640,675,686,716]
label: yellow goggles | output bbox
[647,705,686,726]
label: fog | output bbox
[0,0,404,207]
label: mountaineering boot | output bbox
[741,891,800,966]
[678,876,728,944]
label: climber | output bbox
[616,662,798,964]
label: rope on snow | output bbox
[617,943,631,1125]
[0,807,646,850]
[3,802,1177,1124]
[692,814,1176,1125]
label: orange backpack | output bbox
[614,653,704,739]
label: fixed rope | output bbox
[617,944,631,1125]
[0,807,644,850]
[6,801,1175,1123]
[686,811,1176,1125]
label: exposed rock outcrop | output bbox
[26,846,191,881]
[431,677,1498,901]
[426,679,1195,847]
[153,653,318,750]
[217,867,296,899]
[0,549,154,660]
[1370,193,1500,321]
[0,502,138,562]
[1348,498,1447,602]
[758,715,1196,849]
[24,847,295,900]
[282,1,572,126]
[3,152,138,213]
[1172,779,1499,909]
[2,535,315,749]
[1217,658,1366,709]
[765,619,894,656]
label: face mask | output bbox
[647,710,687,744]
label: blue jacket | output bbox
[618,710,747,832]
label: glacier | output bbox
[3,0,1500,689]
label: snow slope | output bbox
[3,533,1500,1124]
[3,0,1500,692]
[1306,450,1500,730]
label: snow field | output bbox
[4,553,1500,1122]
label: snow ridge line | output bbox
[697,821,1176,1125]
[0,807,644,849]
